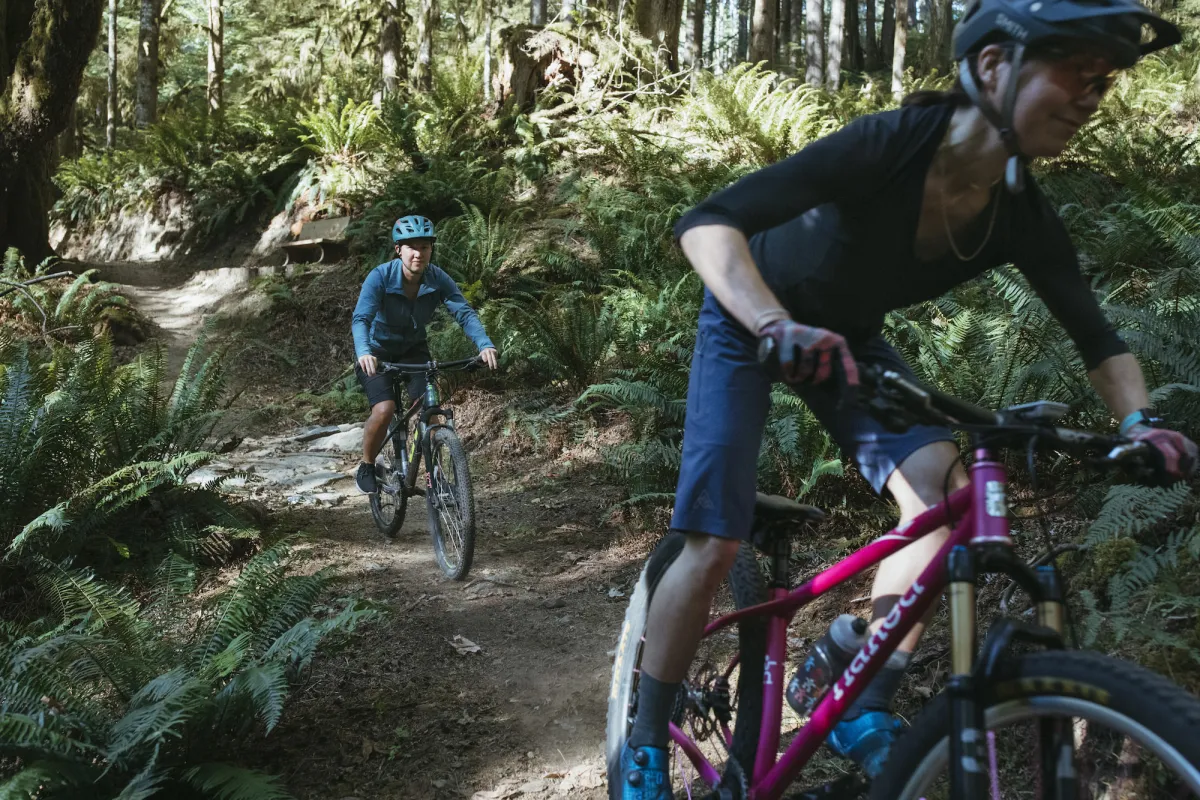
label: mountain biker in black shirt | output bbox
[615,0,1196,796]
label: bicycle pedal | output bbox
[783,774,868,800]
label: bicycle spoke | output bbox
[432,446,467,564]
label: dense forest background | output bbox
[2,0,1200,796]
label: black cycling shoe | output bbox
[356,462,378,494]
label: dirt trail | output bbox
[255,458,632,799]
[103,260,638,799]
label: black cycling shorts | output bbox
[355,346,431,409]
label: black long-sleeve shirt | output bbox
[674,102,1127,369]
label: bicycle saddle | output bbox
[753,492,825,524]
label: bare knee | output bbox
[888,440,968,519]
[678,533,742,591]
[370,400,396,421]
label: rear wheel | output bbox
[369,418,407,537]
[606,533,767,799]
[872,650,1200,799]
[426,426,475,580]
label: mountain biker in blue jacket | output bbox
[351,215,498,495]
[615,0,1196,796]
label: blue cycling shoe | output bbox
[616,742,674,799]
[827,711,903,779]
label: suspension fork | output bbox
[1035,566,1077,800]
[947,545,987,800]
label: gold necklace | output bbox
[937,153,1002,263]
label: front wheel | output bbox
[369,417,407,537]
[873,649,1200,799]
[606,533,767,800]
[425,426,476,581]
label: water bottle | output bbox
[786,614,869,716]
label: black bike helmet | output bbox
[952,0,1181,191]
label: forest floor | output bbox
[94,256,659,799]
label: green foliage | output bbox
[54,110,303,244]
[436,202,533,301]
[0,333,241,574]
[680,63,838,166]
[294,100,386,211]
[0,540,379,799]
[0,252,140,343]
[498,291,616,391]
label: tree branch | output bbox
[0,271,75,343]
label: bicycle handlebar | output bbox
[755,342,1174,481]
[378,355,482,373]
[856,362,1176,482]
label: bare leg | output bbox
[639,534,742,681]
[871,440,969,650]
[361,400,396,465]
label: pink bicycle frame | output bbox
[670,453,1013,800]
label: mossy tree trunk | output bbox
[413,0,436,92]
[207,0,224,116]
[107,0,118,147]
[634,0,685,69]
[381,0,406,97]
[0,0,105,261]
[135,0,160,128]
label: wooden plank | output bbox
[296,216,351,242]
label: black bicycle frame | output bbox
[376,359,471,497]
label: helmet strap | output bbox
[958,45,1028,193]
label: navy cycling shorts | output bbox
[671,291,956,541]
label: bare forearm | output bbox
[1088,352,1150,421]
[679,225,789,333]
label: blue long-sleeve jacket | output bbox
[351,260,494,359]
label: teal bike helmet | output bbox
[392,215,436,243]
[952,0,1181,191]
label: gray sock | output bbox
[628,673,680,750]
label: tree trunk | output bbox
[790,0,802,66]
[206,0,223,116]
[532,0,547,24]
[737,0,749,61]
[107,0,118,147]
[749,0,776,64]
[134,0,160,128]
[634,0,685,69]
[881,0,894,66]
[846,0,862,71]
[691,0,705,72]
[1,0,106,260]
[414,0,436,91]
[825,0,844,88]
[864,0,877,68]
[804,0,823,86]
[891,0,907,96]
[928,0,952,70]
[57,102,81,161]
[483,4,493,100]
[780,0,791,66]
[705,0,715,65]
[381,0,405,98]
